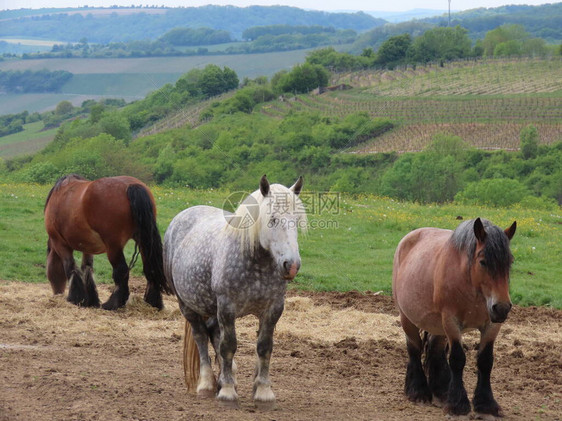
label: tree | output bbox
[199,65,239,98]
[520,125,539,159]
[482,24,529,57]
[408,26,472,63]
[55,100,73,116]
[375,33,412,68]
[275,63,329,94]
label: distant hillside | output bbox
[366,9,448,23]
[352,2,562,53]
[0,5,385,44]
[422,2,562,43]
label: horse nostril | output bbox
[283,261,291,272]
[492,303,498,313]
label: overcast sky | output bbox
[0,0,552,13]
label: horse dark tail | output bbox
[127,184,172,309]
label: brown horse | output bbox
[392,217,516,417]
[44,174,172,310]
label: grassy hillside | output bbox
[142,58,561,153]
[1,183,560,308]
[0,122,57,158]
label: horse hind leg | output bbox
[207,317,237,387]
[181,305,216,398]
[423,333,450,406]
[102,249,130,310]
[401,313,432,403]
[81,254,100,308]
[216,303,239,408]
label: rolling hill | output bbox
[138,58,562,153]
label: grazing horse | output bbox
[44,174,172,310]
[392,217,516,417]
[163,175,306,409]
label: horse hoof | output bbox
[144,289,164,310]
[254,400,276,411]
[445,414,471,420]
[217,398,239,409]
[474,413,502,421]
[197,389,216,399]
[101,301,119,310]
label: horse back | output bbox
[45,176,149,254]
[82,177,149,248]
[163,206,225,315]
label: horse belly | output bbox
[173,263,216,316]
[393,229,449,334]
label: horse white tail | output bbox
[183,320,200,392]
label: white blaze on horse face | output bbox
[259,208,301,280]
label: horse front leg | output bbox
[54,246,88,307]
[473,324,503,417]
[253,301,284,410]
[46,241,67,295]
[102,249,129,310]
[424,333,450,405]
[443,315,471,416]
[216,301,238,407]
[400,312,432,403]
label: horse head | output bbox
[257,175,306,280]
[471,218,517,323]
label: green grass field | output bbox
[1,183,560,308]
[0,122,58,158]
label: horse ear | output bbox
[290,176,304,196]
[260,174,270,197]
[473,217,487,243]
[505,221,516,240]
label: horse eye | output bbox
[480,260,487,267]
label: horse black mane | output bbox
[44,173,87,211]
[450,218,513,277]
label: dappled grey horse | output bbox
[163,175,306,409]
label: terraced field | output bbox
[332,58,562,96]
[256,58,562,152]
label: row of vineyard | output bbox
[350,122,561,154]
[331,58,562,96]
[292,95,562,122]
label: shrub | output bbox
[520,124,539,160]
[455,178,530,207]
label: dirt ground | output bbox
[0,279,560,421]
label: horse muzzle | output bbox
[490,301,512,323]
[282,260,301,280]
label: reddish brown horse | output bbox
[44,174,171,310]
[392,217,516,417]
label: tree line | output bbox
[308,24,558,72]
[0,5,381,44]
[16,26,358,59]
[0,69,72,93]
